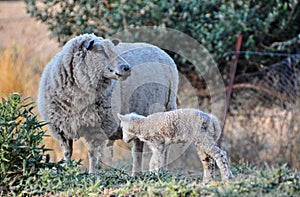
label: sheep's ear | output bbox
[111,39,120,46]
[117,113,128,122]
[84,39,95,50]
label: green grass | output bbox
[107,163,300,197]
[13,161,300,196]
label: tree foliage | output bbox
[25,0,300,94]
[25,0,299,61]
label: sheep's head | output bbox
[82,37,131,82]
[117,112,145,143]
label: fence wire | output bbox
[222,55,300,168]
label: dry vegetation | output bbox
[0,1,59,98]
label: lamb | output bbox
[117,108,234,182]
[38,33,178,174]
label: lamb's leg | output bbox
[149,151,157,171]
[61,138,73,162]
[149,147,165,172]
[198,149,215,183]
[105,140,114,165]
[205,146,233,181]
[163,145,170,170]
[132,138,144,176]
[88,148,97,173]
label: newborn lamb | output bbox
[117,108,233,182]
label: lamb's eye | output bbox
[94,44,104,52]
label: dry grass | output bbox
[225,107,300,169]
[0,43,41,98]
[0,1,59,98]
[0,45,27,96]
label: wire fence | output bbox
[172,51,300,170]
[220,53,300,168]
[230,51,300,58]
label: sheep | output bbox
[38,33,178,174]
[117,108,234,182]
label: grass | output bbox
[0,42,52,99]
[14,161,300,196]
[0,44,31,97]
[0,1,59,99]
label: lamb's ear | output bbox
[117,113,129,122]
[111,39,120,46]
[84,39,95,50]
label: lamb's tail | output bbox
[210,114,222,141]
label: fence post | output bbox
[219,34,243,146]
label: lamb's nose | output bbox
[121,64,131,72]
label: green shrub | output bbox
[0,93,51,194]
[24,0,300,66]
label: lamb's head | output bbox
[77,36,131,83]
[117,112,145,143]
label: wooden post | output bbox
[219,34,243,146]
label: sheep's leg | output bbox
[61,138,73,162]
[132,139,144,176]
[198,149,215,183]
[205,146,233,181]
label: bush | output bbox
[24,0,300,98]
[0,93,51,194]
[24,0,300,66]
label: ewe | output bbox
[38,34,178,174]
[117,108,233,182]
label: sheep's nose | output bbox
[121,64,131,72]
